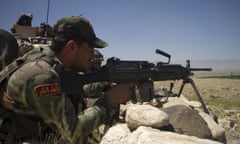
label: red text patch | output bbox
[34,83,60,97]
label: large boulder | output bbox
[101,125,223,144]
[199,111,226,142]
[128,126,222,144]
[100,124,130,144]
[162,105,212,139]
[125,104,169,130]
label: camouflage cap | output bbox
[53,16,108,48]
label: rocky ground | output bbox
[154,77,240,144]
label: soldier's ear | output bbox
[65,40,79,53]
[61,40,74,56]
[65,40,74,49]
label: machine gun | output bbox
[56,49,212,113]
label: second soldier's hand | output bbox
[105,83,135,105]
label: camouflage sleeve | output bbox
[7,61,78,133]
[7,61,116,142]
[82,82,113,98]
[26,72,115,141]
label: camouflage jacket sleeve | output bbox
[7,60,115,142]
[82,82,113,98]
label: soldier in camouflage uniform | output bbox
[88,49,104,71]
[83,50,113,99]
[0,29,19,143]
[83,50,116,144]
[4,16,134,143]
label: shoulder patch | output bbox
[34,83,61,97]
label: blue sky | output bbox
[0,0,239,63]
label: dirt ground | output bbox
[155,78,240,106]
[154,77,240,143]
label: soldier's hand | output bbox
[105,83,135,105]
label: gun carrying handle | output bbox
[155,49,171,64]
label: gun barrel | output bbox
[190,68,212,71]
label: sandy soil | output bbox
[155,78,240,99]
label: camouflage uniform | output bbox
[83,50,117,144]
[5,16,117,144]
[0,29,20,143]
[83,49,112,99]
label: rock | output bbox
[127,126,222,144]
[100,123,130,144]
[125,104,169,130]
[162,105,212,139]
[162,97,190,108]
[218,118,235,129]
[218,118,240,144]
[199,111,226,142]
[179,95,204,112]
[101,125,223,144]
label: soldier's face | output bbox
[74,42,94,72]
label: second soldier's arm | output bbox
[83,82,113,98]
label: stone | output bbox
[162,105,212,139]
[125,104,169,130]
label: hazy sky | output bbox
[0,0,239,63]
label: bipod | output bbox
[177,78,209,114]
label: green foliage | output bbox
[207,97,240,110]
